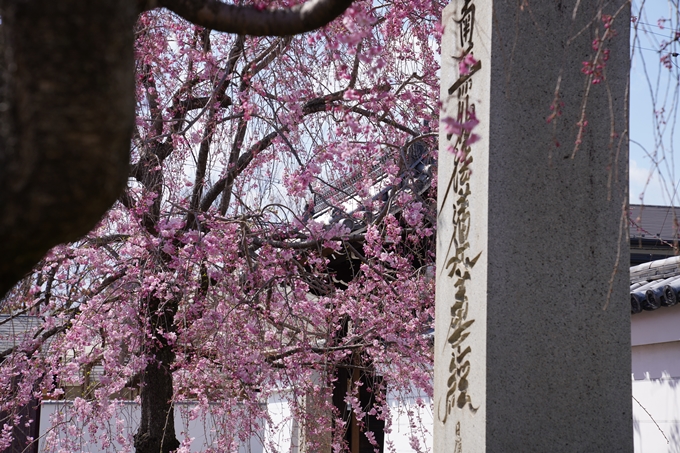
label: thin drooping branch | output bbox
[157,0,354,36]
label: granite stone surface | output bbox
[435,1,632,451]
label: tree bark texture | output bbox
[0,0,136,297]
[158,0,355,36]
[134,294,180,453]
[134,344,180,453]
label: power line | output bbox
[632,44,676,54]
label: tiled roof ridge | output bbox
[630,256,680,314]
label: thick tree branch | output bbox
[350,106,418,136]
[218,115,248,214]
[164,95,232,138]
[265,342,366,364]
[251,233,364,250]
[301,84,390,115]
[189,37,245,212]
[189,109,217,211]
[213,34,245,100]
[302,90,345,114]
[0,321,71,363]
[349,40,362,89]
[249,36,292,75]
[200,130,278,211]
[141,64,164,137]
[86,234,130,247]
[158,0,354,36]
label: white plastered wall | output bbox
[632,304,680,452]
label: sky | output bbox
[629,0,680,205]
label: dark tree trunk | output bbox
[134,294,180,453]
[134,344,180,453]
[0,0,137,297]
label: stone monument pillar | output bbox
[435,1,632,451]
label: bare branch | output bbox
[158,0,354,36]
